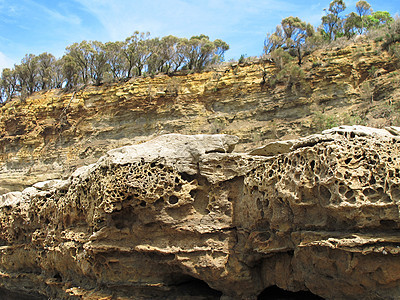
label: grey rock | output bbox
[0,191,23,208]
[249,140,295,156]
[98,134,239,175]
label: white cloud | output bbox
[24,0,81,26]
[0,51,15,71]
[74,0,302,40]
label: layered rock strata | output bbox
[1,126,400,299]
[1,41,398,195]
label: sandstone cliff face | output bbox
[1,126,400,299]
[0,41,399,194]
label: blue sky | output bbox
[0,0,398,70]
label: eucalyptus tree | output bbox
[52,59,65,88]
[366,11,393,29]
[322,0,346,40]
[329,0,346,17]
[264,26,285,54]
[122,31,151,78]
[182,35,229,71]
[37,52,57,90]
[281,16,314,64]
[265,17,314,65]
[158,35,181,73]
[136,37,154,76]
[344,12,361,38]
[61,54,79,89]
[146,36,180,74]
[90,41,109,85]
[171,39,188,72]
[65,41,93,84]
[355,0,372,34]
[214,39,230,59]
[104,41,126,80]
[0,68,18,102]
[16,54,39,96]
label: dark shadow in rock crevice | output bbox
[258,285,324,300]
[168,275,223,299]
[0,288,47,300]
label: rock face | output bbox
[1,41,399,195]
[1,126,400,299]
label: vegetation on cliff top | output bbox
[264,0,395,66]
[0,34,229,102]
[259,0,398,95]
[0,0,398,104]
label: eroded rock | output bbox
[1,43,398,196]
[0,129,400,299]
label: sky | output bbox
[0,0,399,71]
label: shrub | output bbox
[277,64,307,93]
[270,48,293,70]
[389,44,400,69]
[238,54,246,64]
[382,17,400,51]
[267,48,310,94]
[312,111,339,131]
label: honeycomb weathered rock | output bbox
[1,128,400,299]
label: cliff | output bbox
[0,41,399,194]
[1,126,400,299]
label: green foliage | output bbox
[180,35,229,71]
[356,1,371,17]
[263,0,397,88]
[238,54,246,64]
[366,11,393,29]
[388,44,400,69]
[305,1,392,44]
[0,31,229,101]
[278,63,307,94]
[104,41,126,80]
[65,41,93,84]
[270,48,293,70]
[90,41,109,85]
[265,16,314,65]
[344,12,361,38]
[267,48,308,94]
[312,111,339,131]
[37,52,57,90]
[0,68,17,102]
[263,0,396,82]
[61,54,79,89]
[367,65,378,78]
[382,17,400,51]
[312,110,366,132]
[321,0,346,41]
[329,0,346,16]
[15,54,39,97]
[355,0,372,34]
[342,112,366,126]
[123,31,152,77]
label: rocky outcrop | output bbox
[1,126,400,299]
[1,41,399,195]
